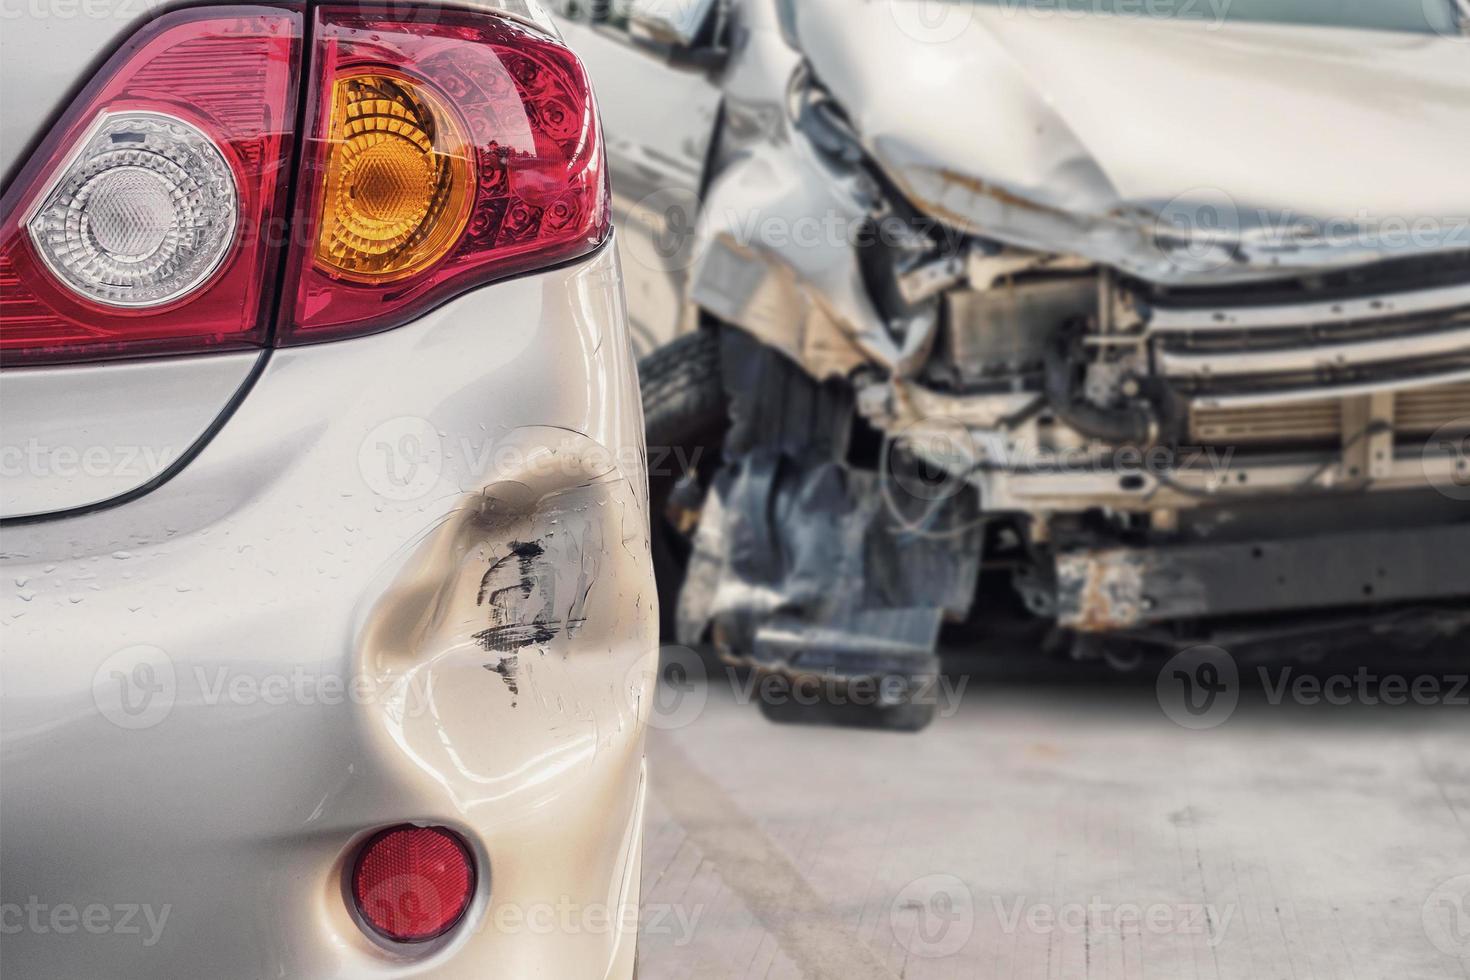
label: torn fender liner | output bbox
[678,332,983,680]
[1057,522,1470,632]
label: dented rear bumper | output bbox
[0,243,655,979]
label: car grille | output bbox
[1189,380,1470,446]
[1127,252,1470,446]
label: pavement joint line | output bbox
[646,729,902,980]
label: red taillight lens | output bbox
[0,5,608,365]
[351,825,476,944]
[0,8,300,365]
[279,6,610,343]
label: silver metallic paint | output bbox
[0,351,261,519]
[1,243,654,979]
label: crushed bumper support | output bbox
[1057,522,1470,631]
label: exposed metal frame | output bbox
[1057,521,1470,631]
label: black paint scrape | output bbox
[472,539,587,660]
[483,655,520,702]
[476,622,559,653]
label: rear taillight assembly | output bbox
[284,7,608,341]
[0,8,300,365]
[0,4,609,366]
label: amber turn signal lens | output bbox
[314,73,472,282]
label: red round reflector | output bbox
[351,825,475,943]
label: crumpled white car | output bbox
[555,0,1470,729]
[0,2,655,977]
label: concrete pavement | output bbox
[637,656,1470,980]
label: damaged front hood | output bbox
[794,1,1470,283]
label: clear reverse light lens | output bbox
[26,111,238,308]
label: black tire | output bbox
[639,328,727,639]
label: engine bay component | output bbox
[938,274,1096,384]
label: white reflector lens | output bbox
[26,112,237,308]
